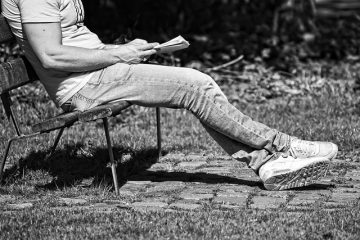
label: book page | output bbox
[154,36,190,54]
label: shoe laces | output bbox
[286,139,318,159]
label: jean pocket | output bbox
[85,69,104,86]
[61,96,77,112]
[71,93,98,112]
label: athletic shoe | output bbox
[259,155,330,191]
[286,138,338,160]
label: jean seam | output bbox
[169,80,277,152]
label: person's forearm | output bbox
[103,44,120,50]
[42,45,121,72]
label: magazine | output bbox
[154,35,190,54]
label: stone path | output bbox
[2,153,360,212]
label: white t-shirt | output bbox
[1,0,105,107]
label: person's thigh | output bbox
[72,63,224,111]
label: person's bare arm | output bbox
[103,39,149,49]
[23,22,158,72]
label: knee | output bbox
[183,68,228,101]
[181,68,215,88]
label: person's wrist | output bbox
[106,48,123,64]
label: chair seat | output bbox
[31,101,131,133]
[79,101,131,122]
[32,111,79,133]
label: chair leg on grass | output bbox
[103,117,120,195]
[156,107,162,160]
[0,138,14,182]
[0,132,44,182]
[49,127,65,155]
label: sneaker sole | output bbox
[263,160,330,191]
[327,143,338,160]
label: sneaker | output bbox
[259,155,330,191]
[287,138,338,160]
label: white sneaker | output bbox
[288,138,338,160]
[259,155,330,191]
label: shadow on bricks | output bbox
[128,170,262,187]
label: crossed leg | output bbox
[65,63,337,190]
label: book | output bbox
[154,35,190,54]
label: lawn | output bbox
[0,61,359,239]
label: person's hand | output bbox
[114,40,158,64]
[125,38,148,47]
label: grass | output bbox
[0,62,360,239]
[1,205,360,240]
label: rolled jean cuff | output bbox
[273,131,292,153]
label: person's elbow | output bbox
[38,48,63,70]
[40,57,57,70]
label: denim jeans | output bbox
[62,63,291,172]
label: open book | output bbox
[154,36,190,54]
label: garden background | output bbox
[0,1,360,239]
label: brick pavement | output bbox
[2,153,360,212]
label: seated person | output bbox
[1,0,338,190]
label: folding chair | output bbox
[0,14,162,194]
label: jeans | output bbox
[62,63,291,172]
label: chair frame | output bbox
[0,15,162,195]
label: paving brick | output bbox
[89,203,118,212]
[169,202,202,210]
[177,161,207,169]
[219,185,255,193]
[344,171,360,181]
[262,191,290,198]
[288,192,323,206]
[331,192,360,203]
[161,153,186,161]
[148,163,174,171]
[126,181,152,186]
[185,154,207,162]
[213,195,248,207]
[216,191,247,198]
[60,198,87,205]
[186,186,214,194]
[233,168,257,176]
[207,160,235,167]
[179,192,214,201]
[333,187,360,194]
[198,167,232,175]
[131,201,168,210]
[146,181,185,193]
[120,183,147,192]
[119,190,137,197]
[285,205,314,211]
[251,196,286,209]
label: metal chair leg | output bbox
[0,132,46,182]
[156,107,162,160]
[49,127,65,155]
[103,118,120,195]
[0,138,15,182]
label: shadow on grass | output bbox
[2,144,160,190]
[1,144,263,190]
